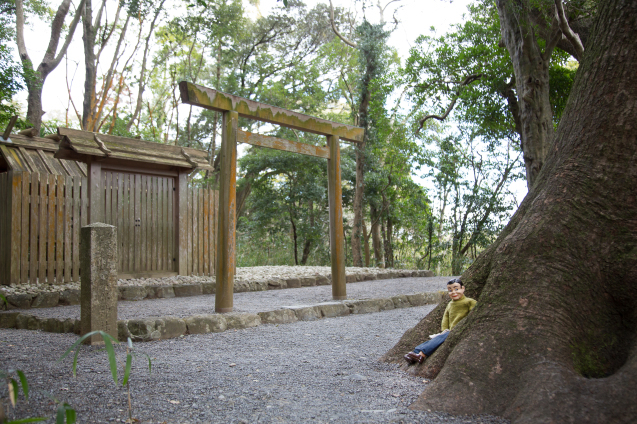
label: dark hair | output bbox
[447,278,464,287]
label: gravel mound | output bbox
[1,306,508,424]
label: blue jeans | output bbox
[413,332,449,356]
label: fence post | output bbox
[80,223,118,345]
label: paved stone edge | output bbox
[0,291,446,341]
[0,270,434,311]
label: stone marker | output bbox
[80,223,118,345]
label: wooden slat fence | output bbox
[0,171,218,285]
[0,171,86,285]
[186,183,218,276]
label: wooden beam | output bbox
[2,115,18,140]
[238,130,330,159]
[179,81,364,143]
[327,135,346,300]
[215,110,238,313]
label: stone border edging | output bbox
[0,291,446,341]
[0,270,434,311]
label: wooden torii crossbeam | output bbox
[179,81,364,312]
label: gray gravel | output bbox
[11,276,453,320]
[1,305,508,424]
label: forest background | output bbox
[0,0,576,275]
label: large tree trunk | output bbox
[370,204,383,267]
[382,1,637,422]
[81,0,97,131]
[15,0,85,132]
[24,76,45,131]
[351,143,365,267]
[496,0,556,190]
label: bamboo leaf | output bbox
[17,370,29,400]
[56,403,65,424]
[103,334,119,384]
[122,352,132,386]
[58,331,119,378]
[65,403,76,424]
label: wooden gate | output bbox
[102,170,176,279]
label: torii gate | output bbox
[179,82,365,313]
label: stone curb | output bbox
[0,291,446,341]
[0,270,434,311]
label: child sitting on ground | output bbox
[404,278,476,364]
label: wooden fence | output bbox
[0,171,218,285]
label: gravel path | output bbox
[11,276,453,320]
[1,305,508,424]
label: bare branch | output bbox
[126,0,166,132]
[50,0,87,70]
[416,74,482,134]
[95,13,130,128]
[329,0,357,48]
[554,0,584,61]
[543,10,563,62]
[377,0,401,24]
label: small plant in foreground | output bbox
[1,293,75,424]
[59,332,152,423]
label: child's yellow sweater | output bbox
[441,295,477,331]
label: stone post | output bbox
[80,223,118,345]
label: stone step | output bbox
[0,290,446,342]
[0,269,434,311]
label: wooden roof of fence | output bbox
[56,127,213,171]
[0,133,88,177]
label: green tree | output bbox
[0,0,24,128]
[404,1,579,190]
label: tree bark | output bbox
[385,214,394,268]
[362,216,370,267]
[382,1,637,422]
[496,0,557,190]
[371,204,383,268]
[351,142,365,267]
[15,0,86,132]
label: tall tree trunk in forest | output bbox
[351,125,366,267]
[496,0,559,190]
[362,217,370,267]
[81,0,108,131]
[300,199,314,265]
[15,0,86,132]
[289,208,298,266]
[371,204,383,268]
[382,1,637,422]
[385,215,393,268]
[426,217,433,270]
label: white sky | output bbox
[14,0,473,121]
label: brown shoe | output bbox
[404,353,417,364]
[404,352,423,364]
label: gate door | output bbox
[102,169,176,278]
